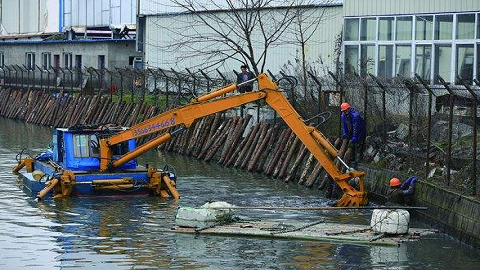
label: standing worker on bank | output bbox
[236,64,255,93]
[387,176,418,206]
[340,102,366,169]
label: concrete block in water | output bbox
[175,201,235,229]
[371,209,410,234]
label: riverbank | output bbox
[362,167,480,248]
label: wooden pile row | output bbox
[1,88,354,192]
[158,114,355,192]
[0,89,159,139]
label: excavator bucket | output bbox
[336,193,368,207]
[335,176,368,207]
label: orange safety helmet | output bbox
[389,178,402,187]
[340,102,351,112]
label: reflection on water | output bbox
[0,118,479,269]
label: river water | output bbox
[0,118,479,269]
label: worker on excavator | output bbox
[340,102,366,169]
[387,176,418,206]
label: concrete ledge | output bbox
[361,166,480,248]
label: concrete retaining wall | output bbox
[362,166,480,248]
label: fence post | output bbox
[437,75,454,186]
[360,75,369,131]
[147,68,158,106]
[369,74,388,147]
[17,65,25,89]
[328,71,344,137]
[36,65,43,90]
[90,67,101,94]
[199,69,211,93]
[13,65,19,88]
[22,65,29,90]
[5,66,12,87]
[216,69,229,85]
[404,79,418,171]
[116,68,124,102]
[185,68,197,96]
[307,71,323,126]
[462,77,478,196]
[267,70,278,124]
[0,67,5,88]
[159,69,169,110]
[415,74,434,180]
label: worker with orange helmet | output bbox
[387,176,418,205]
[340,102,366,169]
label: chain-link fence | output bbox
[294,70,480,197]
[0,65,233,110]
[1,63,479,196]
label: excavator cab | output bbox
[49,126,137,171]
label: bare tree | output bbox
[287,5,328,97]
[152,0,320,74]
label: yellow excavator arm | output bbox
[99,74,368,206]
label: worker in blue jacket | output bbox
[340,102,366,169]
[387,176,418,206]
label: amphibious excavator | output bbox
[13,73,367,206]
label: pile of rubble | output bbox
[363,122,476,180]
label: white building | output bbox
[0,0,60,36]
[0,0,141,71]
[343,0,480,85]
[139,0,343,74]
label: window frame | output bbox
[0,52,4,68]
[41,52,51,71]
[63,52,73,69]
[73,134,90,158]
[25,52,35,70]
[343,11,480,84]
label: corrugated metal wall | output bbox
[63,0,137,28]
[0,0,59,35]
[344,0,480,16]
[144,6,343,74]
[140,0,344,15]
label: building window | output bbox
[360,18,376,41]
[75,55,82,69]
[360,45,375,76]
[345,45,359,74]
[396,17,412,40]
[434,45,452,83]
[396,45,411,77]
[456,14,475,40]
[416,16,433,40]
[378,17,394,41]
[0,52,4,67]
[25,52,35,70]
[42,53,51,71]
[73,134,90,158]
[456,45,474,84]
[477,44,480,80]
[415,45,432,81]
[435,15,453,40]
[133,57,143,69]
[98,55,105,70]
[344,18,359,41]
[63,53,72,69]
[378,45,393,77]
[477,14,480,39]
[53,55,60,69]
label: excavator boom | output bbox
[100,74,368,206]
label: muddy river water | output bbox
[0,118,479,269]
